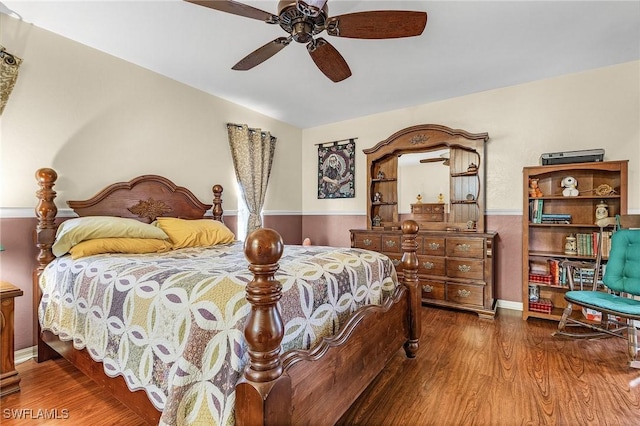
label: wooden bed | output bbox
[33,167,421,425]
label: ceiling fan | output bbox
[420,153,450,166]
[186,0,427,82]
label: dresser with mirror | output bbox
[350,124,497,318]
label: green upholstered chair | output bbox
[557,215,640,368]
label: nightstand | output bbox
[1,281,23,397]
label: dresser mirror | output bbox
[364,124,489,232]
[398,150,450,213]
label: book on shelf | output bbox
[574,233,595,256]
[601,230,612,257]
[529,272,553,284]
[541,214,572,219]
[548,259,561,286]
[531,210,573,224]
[530,199,544,223]
[528,258,566,286]
[572,268,604,289]
[541,219,571,224]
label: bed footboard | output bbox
[237,220,421,425]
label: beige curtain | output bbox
[227,123,277,236]
[0,46,22,116]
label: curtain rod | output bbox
[315,137,358,146]
[226,123,275,138]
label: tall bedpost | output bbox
[33,168,60,362]
[212,184,224,222]
[236,228,292,426]
[401,220,421,357]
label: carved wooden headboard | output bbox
[66,174,223,223]
[34,168,224,274]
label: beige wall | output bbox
[0,15,303,213]
[301,61,640,215]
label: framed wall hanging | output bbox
[317,138,356,199]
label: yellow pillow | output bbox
[69,238,173,259]
[154,218,235,249]
[52,216,169,257]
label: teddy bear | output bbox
[528,178,543,198]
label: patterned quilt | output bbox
[39,241,399,425]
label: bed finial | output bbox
[242,228,285,382]
[401,219,420,358]
[212,184,223,222]
[35,168,58,273]
[238,228,290,424]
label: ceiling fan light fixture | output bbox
[297,0,328,17]
[292,21,313,43]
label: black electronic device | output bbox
[541,149,604,165]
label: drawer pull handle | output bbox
[363,239,372,246]
[457,244,471,252]
[392,259,400,266]
[423,261,434,270]
[422,284,433,293]
[428,242,440,250]
[385,240,397,248]
[457,289,471,298]
[458,264,472,273]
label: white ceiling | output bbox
[2,1,639,129]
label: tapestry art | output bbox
[317,139,355,199]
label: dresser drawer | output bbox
[381,235,402,253]
[421,279,445,301]
[411,203,445,215]
[385,254,403,273]
[446,258,484,280]
[421,237,445,256]
[446,238,485,259]
[353,233,381,251]
[446,282,484,306]
[417,255,445,276]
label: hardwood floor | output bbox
[2,308,639,425]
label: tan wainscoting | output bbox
[2,213,521,352]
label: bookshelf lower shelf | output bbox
[524,309,565,321]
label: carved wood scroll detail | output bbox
[409,134,429,145]
[128,198,173,221]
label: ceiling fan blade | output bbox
[326,11,427,39]
[420,158,446,163]
[185,0,277,22]
[232,37,291,71]
[307,38,352,83]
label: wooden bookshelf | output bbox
[522,160,628,321]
